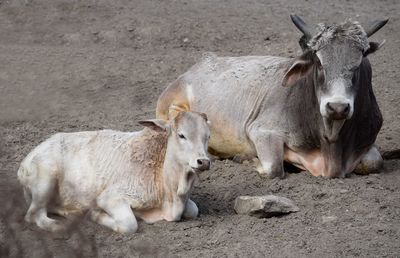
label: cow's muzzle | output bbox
[326,102,350,120]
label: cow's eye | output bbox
[178,133,186,139]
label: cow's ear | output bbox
[282,58,313,87]
[138,119,169,132]
[363,40,386,57]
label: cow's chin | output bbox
[322,117,346,143]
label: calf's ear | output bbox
[138,119,169,132]
[282,58,313,87]
[363,40,386,57]
[199,112,208,121]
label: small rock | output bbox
[322,216,337,223]
[339,189,349,194]
[234,195,299,218]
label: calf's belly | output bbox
[134,208,165,224]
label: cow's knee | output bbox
[354,146,383,175]
[248,129,285,179]
[183,199,198,219]
[255,158,285,179]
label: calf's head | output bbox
[139,111,211,172]
[283,15,387,141]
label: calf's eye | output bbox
[178,133,186,139]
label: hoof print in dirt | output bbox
[234,195,299,218]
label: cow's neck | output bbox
[320,57,382,177]
[285,67,322,150]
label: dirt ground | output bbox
[0,0,399,257]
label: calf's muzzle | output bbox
[196,158,211,171]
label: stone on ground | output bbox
[234,195,299,218]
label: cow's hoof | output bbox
[354,148,383,175]
[258,170,285,179]
[354,162,382,175]
[255,160,285,179]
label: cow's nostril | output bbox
[343,104,350,114]
[326,102,334,112]
[197,159,203,165]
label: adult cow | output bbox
[156,15,388,178]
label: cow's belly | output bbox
[284,147,367,177]
[284,148,326,177]
[208,133,255,158]
[206,118,255,157]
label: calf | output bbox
[18,111,211,233]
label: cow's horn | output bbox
[290,14,314,40]
[365,18,389,37]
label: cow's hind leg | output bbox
[248,129,285,179]
[354,145,383,175]
[94,195,138,234]
[26,177,65,232]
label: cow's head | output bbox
[139,111,211,173]
[283,15,388,141]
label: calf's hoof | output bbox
[117,224,138,234]
[183,199,199,219]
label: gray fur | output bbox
[308,20,369,52]
[156,16,387,178]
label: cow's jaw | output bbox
[322,117,345,143]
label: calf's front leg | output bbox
[248,128,285,179]
[93,194,138,234]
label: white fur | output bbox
[18,115,210,233]
[319,77,354,119]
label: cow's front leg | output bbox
[248,129,285,179]
[182,199,198,219]
[354,145,383,175]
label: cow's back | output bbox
[158,54,291,157]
